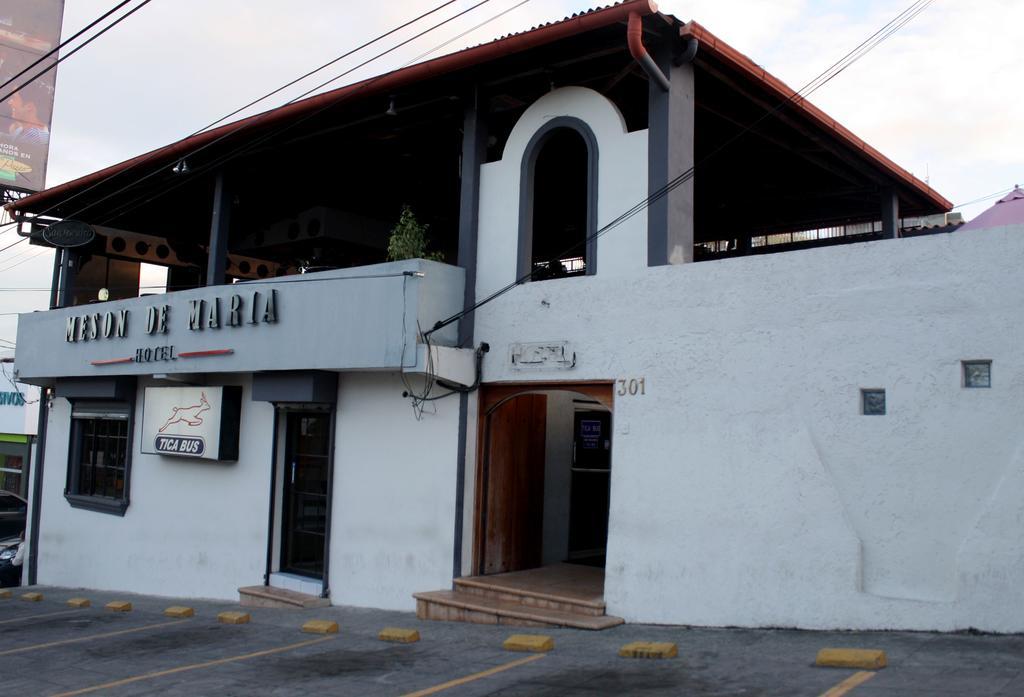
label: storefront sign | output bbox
[15,259,463,381]
[42,220,95,248]
[141,386,241,461]
[0,382,39,436]
[0,1,64,192]
[0,391,25,407]
[64,289,278,344]
[579,419,602,449]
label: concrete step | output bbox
[238,585,330,609]
[453,576,606,617]
[413,589,624,630]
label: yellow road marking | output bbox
[0,609,87,626]
[402,654,547,697]
[0,619,187,656]
[820,670,876,697]
[49,635,336,697]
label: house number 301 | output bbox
[617,378,646,396]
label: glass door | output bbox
[568,410,611,565]
[280,412,330,578]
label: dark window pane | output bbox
[71,410,130,502]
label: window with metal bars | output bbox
[66,402,133,515]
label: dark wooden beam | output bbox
[206,171,230,287]
[697,59,890,187]
[696,101,870,188]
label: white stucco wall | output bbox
[470,81,1024,631]
[472,224,1024,631]
[477,86,648,296]
[329,372,460,611]
[33,370,462,609]
[36,375,271,600]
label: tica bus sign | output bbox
[141,386,242,461]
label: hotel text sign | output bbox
[63,289,279,344]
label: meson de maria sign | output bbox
[62,289,279,360]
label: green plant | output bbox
[386,205,444,262]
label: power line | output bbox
[84,0,495,227]
[193,1,459,135]
[952,186,1016,210]
[0,0,136,93]
[426,0,937,338]
[0,236,27,256]
[0,247,50,275]
[0,0,155,107]
[399,0,531,69]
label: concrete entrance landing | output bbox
[238,585,329,609]
[414,563,624,630]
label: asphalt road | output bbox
[1,586,1022,696]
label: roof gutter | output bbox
[627,11,670,92]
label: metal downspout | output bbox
[263,408,280,586]
[627,11,671,92]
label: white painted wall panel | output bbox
[329,372,459,610]
[36,375,270,600]
[477,86,647,299]
[472,225,1024,631]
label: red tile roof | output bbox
[9,0,950,215]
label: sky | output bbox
[0,0,1021,348]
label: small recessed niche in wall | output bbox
[962,360,992,388]
[861,389,886,416]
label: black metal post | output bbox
[451,87,487,580]
[263,407,279,586]
[206,172,231,287]
[49,248,63,309]
[320,406,338,599]
[27,387,47,586]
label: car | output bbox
[0,491,27,540]
[0,535,21,588]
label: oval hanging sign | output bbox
[42,220,96,248]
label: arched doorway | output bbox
[413,381,621,629]
[474,382,614,576]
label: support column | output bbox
[453,88,487,580]
[648,39,695,266]
[206,172,231,287]
[457,88,486,348]
[881,188,900,239]
[49,247,63,309]
[58,249,77,308]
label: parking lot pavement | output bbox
[2,586,1023,696]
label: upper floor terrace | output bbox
[6,1,951,371]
